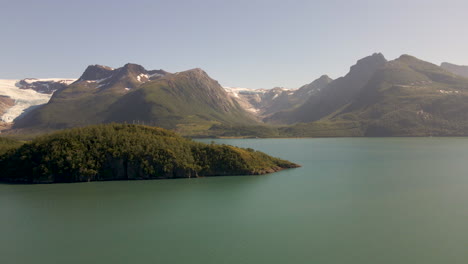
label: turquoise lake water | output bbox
[1,138,468,263]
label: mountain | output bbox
[76,63,168,92]
[293,75,333,102]
[281,54,468,137]
[16,78,75,94]
[14,64,257,135]
[441,62,468,78]
[0,124,299,183]
[0,78,75,125]
[105,68,256,131]
[8,55,468,138]
[224,75,332,118]
[266,53,387,124]
[330,55,468,136]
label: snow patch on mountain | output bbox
[22,78,75,85]
[96,77,110,83]
[137,73,149,82]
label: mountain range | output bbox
[276,54,468,136]
[2,54,468,137]
[11,64,257,135]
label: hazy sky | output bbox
[2,0,468,89]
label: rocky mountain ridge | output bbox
[75,63,169,91]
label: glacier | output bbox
[0,79,75,123]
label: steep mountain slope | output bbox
[326,55,468,136]
[266,53,387,124]
[282,55,468,136]
[441,62,468,78]
[293,75,333,102]
[261,75,333,117]
[105,68,257,131]
[14,64,257,134]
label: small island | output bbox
[0,124,299,184]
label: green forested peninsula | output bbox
[0,124,299,184]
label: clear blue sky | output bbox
[1,0,468,89]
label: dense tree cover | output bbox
[0,124,298,183]
[0,137,24,155]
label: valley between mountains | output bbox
[2,53,468,138]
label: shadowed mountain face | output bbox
[280,54,468,137]
[261,75,333,117]
[441,62,468,79]
[78,65,115,81]
[293,75,333,102]
[14,64,257,133]
[332,55,468,136]
[266,53,388,124]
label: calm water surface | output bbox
[1,138,468,263]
